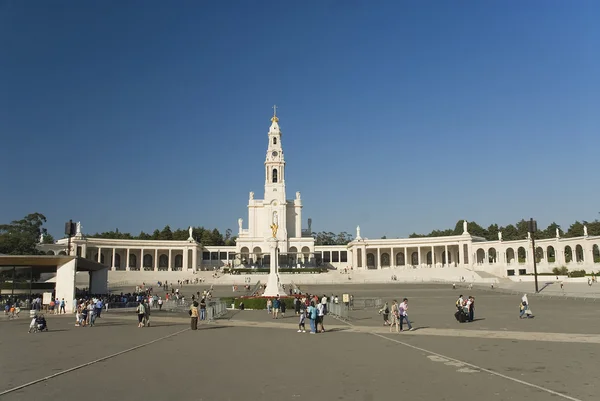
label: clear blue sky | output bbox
[1,1,599,239]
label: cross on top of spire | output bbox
[271,105,279,123]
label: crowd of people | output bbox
[379,299,413,331]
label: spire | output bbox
[271,104,279,123]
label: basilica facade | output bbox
[38,114,600,278]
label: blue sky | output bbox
[1,1,599,239]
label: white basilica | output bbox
[39,112,600,280]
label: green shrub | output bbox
[552,266,568,275]
[570,270,587,278]
[232,297,297,310]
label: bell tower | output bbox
[264,105,286,203]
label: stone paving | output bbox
[0,284,597,401]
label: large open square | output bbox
[1,284,597,401]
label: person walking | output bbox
[389,300,399,333]
[280,298,286,318]
[379,302,390,326]
[190,301,199,330]
[399,298,413,331]
[158,297,163,311]
[317,302,325,333]
[267,298,272,315]
[294,297,301,315]
[200,297,206,321]
[59,298,66,314]
[136,301,145,328]
[297,305,306,333]
[143,299,151,327]
[272,296,281,319]
[467,296,475,322]
[519,294,530,319]
[308,302,318,334]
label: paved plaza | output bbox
[1,284,598,401]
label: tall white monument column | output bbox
[263,237,286,297]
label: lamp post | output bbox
[529,218,539,293]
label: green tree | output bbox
[486,224,499,241]
[138,231,151,240]
[565,221,585,238]
[501,224,519,241]
[515,219,529,239]
[540,222,561,239]
[159,225,173,240]
[586,220,600,236]
[42,233,55,244]
[0,213,48,255]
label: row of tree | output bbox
[408,219,600,241]
[88,226,236,246]
[312,231,354,245]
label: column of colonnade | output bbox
[90,246,198,272]
[361,244,467,270]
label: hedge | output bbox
[221,297,299,310]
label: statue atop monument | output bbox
[584,225,588,236]
[296,191,301,200]
[76,221,82,236]
[556,228,560,238]
[498,231,502,241]
[270,212,278,238]
[238,218,243,233]
[356,225,362,240]
[463,220,468,234]
[249,191,254,200]
[188,226,194,241]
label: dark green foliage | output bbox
[569,270,587,278]
[87,225,237,246]
[0,213,48,255]
[411,219,600,241]
[552,266,569,275]
[312,231,353,245]
[231,297,297,310]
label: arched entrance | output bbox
[575,245,584,262]
[517,247,526,264]
[488,248,497,264]
[476,249,485,264]
[366,253,376,269]
[547,246,555,263]
[506,248,515,264]
[396,252,405,266]
[143,254,153,270]
[564,246,572,263]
